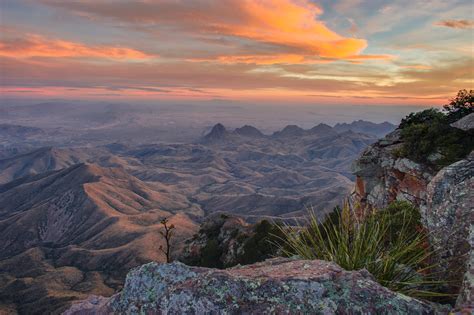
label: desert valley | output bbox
[0,101,401,313]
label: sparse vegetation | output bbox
[200,239,223,268]
[236,220,287,265]
[182,217,286,269]
[279,201,446,298]
[159,217,175,263]
[397,90,474,169]
[443,89,474,122]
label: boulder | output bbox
[420,153,474,311]
[451,113,474,131]
[64,258,448,315]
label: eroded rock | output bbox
[351,130,434,215]
[420,153,474,311]
[64,258,448,315]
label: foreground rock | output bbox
[65,258,447,314]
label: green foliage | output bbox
[399,115,473,168]
[399,108,445,129]
[443,89,474,122]
[236,220,287,266]
[397,91,474,169]
[279,202,445,298]
[199,239,223,268]
[185,218,287,269]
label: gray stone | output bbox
[420,153,474,311]
[64,258,448,315]
[451,113,474,131]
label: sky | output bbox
[0,0,473,106]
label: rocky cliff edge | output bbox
[64,258,448,315]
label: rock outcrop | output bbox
[421,153,474,311]
[351,115,474,311]
[65,258,448,315]
[451,112,474,131]
[179,214,284,269]
[202,123,231,143]
[351,129,434,214]
[234,125,265,138]
[179,214,251,268]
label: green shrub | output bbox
[443,89,473,122]
[236,220,287,266]
[399,117,473,168]
[279,202,445,298]
[396,91,474,169]
[399,108,445,129]
[200,239,223,268]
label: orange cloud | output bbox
[41,0,370,63]
[221,0,367,59]
[0,34,152,60]
[435,19,474,29]
[188,54,337,65]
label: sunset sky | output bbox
[1,0,473,105]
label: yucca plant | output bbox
[278,201,447,298]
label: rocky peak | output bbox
[272,124,305,137]
[309,123,335,135]
[234,125,264,137]
[334,120,396,137]
[202,123,230,143]
[65,258,448,314]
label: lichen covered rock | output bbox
[64,258,448,314]
[420,153,474,311]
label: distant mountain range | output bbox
[203,120,395,143]
[333,120,396,138]
[0,121,387,313]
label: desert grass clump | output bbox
[278,201,445,298]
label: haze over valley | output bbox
[0,100,402,312]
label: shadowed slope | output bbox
[0,163,198,314]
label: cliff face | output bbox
[64,258,448,315]
[351,129,435,213]
[422,155,474,310]
[351,114,474,311]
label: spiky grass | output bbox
[277,201,448,298]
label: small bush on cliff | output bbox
[443,89,473,122]
[397,90,473,169]
[236,220,287,265]
[200,239,223,268]
[279,201,443,298]
[184,218,286,269]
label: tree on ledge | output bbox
[443,89,473,122]
[159,217,175,263]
